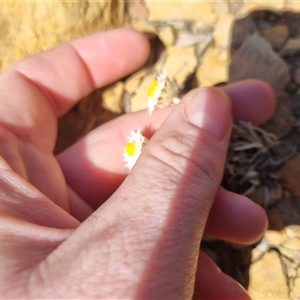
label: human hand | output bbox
[0,28,275,299]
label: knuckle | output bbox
[144,130,221,189]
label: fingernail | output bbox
[185,88,231,141]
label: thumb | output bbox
[42,88,232,299]
[129,87,232,297]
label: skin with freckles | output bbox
[0,28,275,299]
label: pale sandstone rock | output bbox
[128,48,193,112]
[195,34,213,58]
[286,2,300,11]
[0,1,125,72]
[264,229,287,245]
[283,236,300,251]
[130,19,157,35]
[124,68,148,94]
[102,81,124,114]
[229,33,290,89]
[175,33,206,48]
[196,44,229,86]
[277,230,300,299]
[262,1,285,10]
[158,26,175,48]
[128,1,149,20]
[145,1,216,24]
[261,25,289,49]
[250,227,300,299]
[248,250,289,299]
[291,277,300,300]
[210,1,229,14]
[163,46,197,89]
[191,21,214,35]
[213,14,235,49]
[286,226,300,239]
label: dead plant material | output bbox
[222,121,296,207]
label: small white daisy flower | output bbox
[123,128,148,171]
[147,70,179,116]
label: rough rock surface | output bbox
[225,9,300,298]
[3,1,300,299]
[0,1,125,72]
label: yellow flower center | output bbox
[147,78,160,98]
[125,142,136,156]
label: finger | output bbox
[58,80,276,208]
[193,251,251,300]
[44,87,233,298]
[8,28,150,117]
[58,107,173,209]
[204,187,267,244]
[0,28,149,151]
[223,79,275,125]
